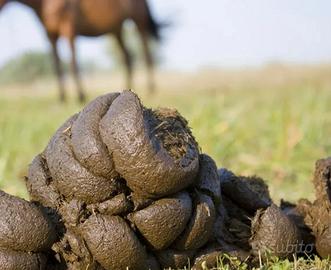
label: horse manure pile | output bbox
[1,90,330,269]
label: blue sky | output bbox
[0,0,330,70]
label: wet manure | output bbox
[45,114,122,204]
[27,154,60,209]
[280,199,315,251]
[23,91,206,269]
[99,90,200,199]
[0,249,47,270]
[2,91,331,269]
[0,190,56,270]
[80,214,148,269]
[298,157,331,258]
[0,190,56,252]
[219,168,272,213]
[129,192,192,250]
[71,93,120,179]
[195,154,221,204]
[191,245,224,270]
[250,204,302,259]
[174,192,216,250]
[156,249,195,269]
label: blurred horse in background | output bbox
[0,0,161,102]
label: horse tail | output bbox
[144,0,161,41]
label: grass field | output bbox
[0,64,331,269]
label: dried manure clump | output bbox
[1,90,331,269]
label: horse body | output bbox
[42,0,129,36]
[0,0,159,102]
[74,0,130,35]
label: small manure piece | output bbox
[87,193,133,216]
[174,192,216,250]
[219,168,272,213]
[250,204,301,259]
[71,93,119,179]
[51,229,97,270]
[156,249,195,269]
[221,195,252,250]
[146,107,195,161]
[130,192,154,211]
[312,157,331,202]
[218,240,250,262]
[192,245,223,270]
[192,241,250,270]
[130,192,192,250]
[211,194,229,243]
[195,154,221,203]
[0,249,47,270]
[80,214,148,270]
[222,195,251,225]
[99,90,199,198]
[45,115,120,204]
[302,157,331,258]
[27,154,60,209]
[280,199,315,250]
[0,190,56,252]
[314,226,331,259]
[58,199,86,227]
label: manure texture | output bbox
[0,190,55,270]
[1,90,330,269]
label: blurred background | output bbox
[0,0,331,203]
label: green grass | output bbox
[213,254,331,269]
[0,65,331,268]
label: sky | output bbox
[0,0,330,71]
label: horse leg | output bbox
[49,34,66,102]
[114,30,133,90]
[137,29,155,94]
[68,35,86,103]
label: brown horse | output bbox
[0,0,160,102]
